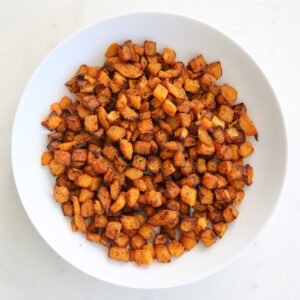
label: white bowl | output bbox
[11,12,287,289]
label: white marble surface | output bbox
[1,0,299,299]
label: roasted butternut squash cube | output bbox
[155,245,170,263]
[180,234,198,250]
[144,40,156,56]
[239,141,254,157]
[108,247,130,262]
[131,234,146,250]
[189,55,206,72]
[121,215,140,231]
[106,126,126,141]
[205,61,222,79]
[105,221,122,240]
[213,222,227,238]
[181,185,196,207]
[223,204,239,223]
[217,84,238,105]
[42,112,61,130]
[168,240,184,257]
[135,249,154,265]
[138,224,155,240]
[163,48,176,65]
[201,229,217,247]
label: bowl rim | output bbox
[11,11,288,289]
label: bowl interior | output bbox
[12,12,286,289]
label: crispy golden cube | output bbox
[108,247,130,262]
[200,73,216,91]
[138,119,154,134]
[138,224,155,240]
[202,172,218,190]
[42,112,61,131]
[189,55,206,72]
[50,103,61,115]
[223,204,239,223]
[215,189,231,202]
[98,70,111,87]
[134,141,151,155]
[130,234,146,250]
[147,156,161,173]
[213,222,227,238]
[86,231,101,243]
[54,185,69,203]
[133,178,147,192]
[144,40,156,56]
[71,149,87,163]
[79,188,94,203]
[181,185,196,207]
[135,249,154,265]
[216,143,233,161]
[168,240,184,257]
[205,61,222,79]
[180,217,197,233]
[106,126,126,141]
[173,150,185,167]
[201,229,217,247]
[92,156,109,175]
[218,161,233,175]
[84,115,98,132]
[239,141,254,158]
[53,150,70,166]
[154,233,169,246]
[126,187,140,207]
[206,159,218,173]
[50,159,65,176]
[194,216,208,237]
[119,139,133,160]
[81,200,95,218]
[41,151,54,165]
[113,232,129,248]
[59,96,72,110]
[94,215,108,228]
[161,159,176,177]
[105,43,119,57]
[125,168,143,180]
[198,186,213,205]
[163,48,176,65]
[62,202,74,216]
[133,44,144,55]
[162,99,177,117]
[180,234,198,250]
[217,84,238,105]
[145,190,162,207]
[155,245,170,263]
[184,79,200,94]
[166,80,186,99]
[66,115,82,132]
[218,105,234,123]
[75,174,92,188]
[121,215,140,231]
[105,221,122,240]
[196,158,207,173]
[178,113,191,127]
